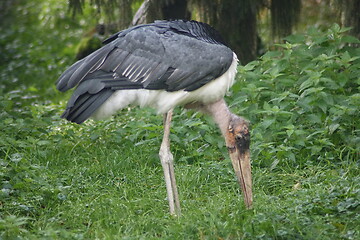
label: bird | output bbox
[56,19,252,215]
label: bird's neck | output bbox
[202,99,232,138]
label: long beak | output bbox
[227,128,252,209]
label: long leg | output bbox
[159,109,181,215]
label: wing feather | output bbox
[56,20,235,123]
[62,89,114,124]
[68,47,113,89]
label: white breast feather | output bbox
[91,53,238,120]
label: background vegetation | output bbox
[1,0,359,239]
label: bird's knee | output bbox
[159,147,174,165]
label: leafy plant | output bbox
[233,24,360,169]
[0,215,30,239]
[0,2,359,237]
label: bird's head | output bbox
[226,114,252,209]
[189,100,253,208]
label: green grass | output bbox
[1,105,359,239]
[1,1,359,239]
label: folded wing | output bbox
[56,20,234,123]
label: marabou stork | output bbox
[56,20,252,215]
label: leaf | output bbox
[307,114,322,124]
[262,50,282,59]
[10,153,23,163]
[340,35,360,44]
[260,118,276,129]
[37,140,51,146]
[286,129,294,137]
[284,34,305,44]
[242,61,257,71]
[329,123,340,134]
[299,79,314,92]
[300,87,325,98]
[270,158,280,171]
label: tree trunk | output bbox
[191,0,259,64]
[217,0,258,64]
[341,0,360,40]
[270,0,301,40]
[132,0,189,25]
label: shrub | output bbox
[232,24,360,168]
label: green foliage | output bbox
[233,24,360,169]
[0,215,30,239]
[0,0,97,98]
[0,2,359,237]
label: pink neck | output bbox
[201,99,232,138]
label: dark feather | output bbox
[62,89,114,124]
[57,20,234,123]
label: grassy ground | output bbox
[1,105,359,239]
[1,1,359,239]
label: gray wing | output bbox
[56,21,234,123]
